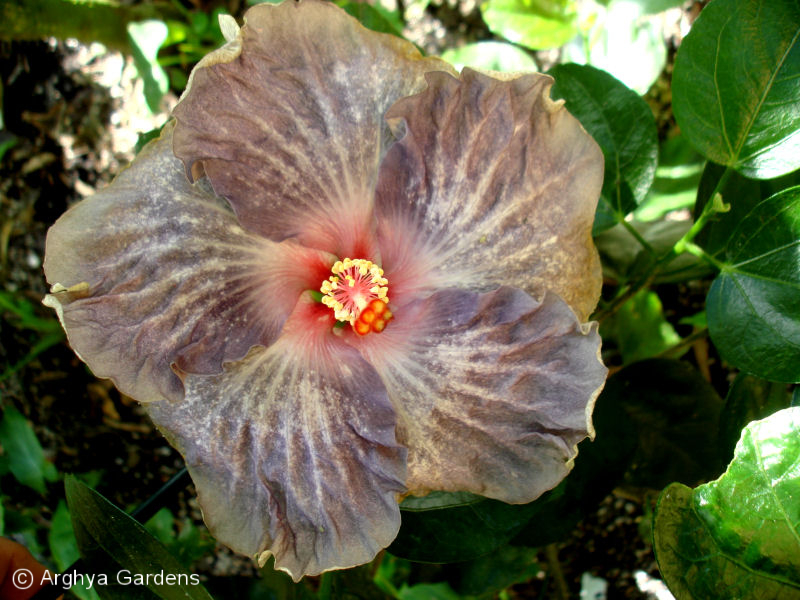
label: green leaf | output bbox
[398,582,460,600]
[144,508,176,546]
[189,12,208,35]
[127,20,170,114]
[336,1,404,37]
[389,494,535,563]
[654,407,800,599]
[49,501,80,571]
[695,164,800,258]
[706,186,800,383]
[672,0,800,179]
[562,0,667,94]
[694,163,763,258]
[65,476,214,600]
[0,290,64,333]
[548,63,658,234]
[0,135,17,162]
[480,0,579,50]
[0,407,57,494]
[441,41,537,73]
[611,359,724,489]
[595,220,709,285]
[719,374,793,465]
[145,509,214,569]
[49,501,101,600]
[629,0,684,14]
[601,290,681,364]
[400,491,483,511]
[135,126,166,155]
[636,134,705,222]
[449,546,540,597]
[206,555,316,600]
[759,167,800,200]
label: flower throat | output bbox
[320,258,393,335]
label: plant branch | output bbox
[621,218,656,255]
[594,166,734,322]
[657,327,710,360]
[0,0,183,52]
[545,544,570,600]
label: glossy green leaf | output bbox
[441,41,537,73]
[0,407,57,494]
[707,187,800,383]
[601,290,681,364]
[66,477,213,600]
[759,167,800,200]
[481,0,579,50]
[548,63,658,234]
[612,359,724,489]
[719,374,793,465]
[654,407,800,599]
[672,0,800,179]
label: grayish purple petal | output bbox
[147,296,406,579]
[43,122,333,403]
[353,286,606,503]
[374,69,604,321]
[172,0,454,258]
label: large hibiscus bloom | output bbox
[44,0,606,580]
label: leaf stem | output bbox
[545,544,570,600]
[594,166,734,322]
[656,327,710,360]
[676,166,733,250]
[318,572,333,600]
[682,242,727,270]
[620,218,656,255]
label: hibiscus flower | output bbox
[43,0,607,580]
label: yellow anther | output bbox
[320,258,391,328]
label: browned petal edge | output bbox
[351,286,606,504]
[374,68,603,321]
